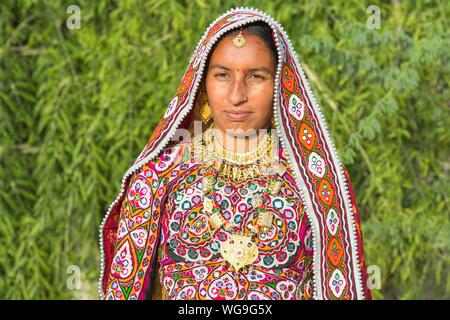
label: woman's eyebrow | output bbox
[248,67,273,74]
[209,64,232,71]
[209,64,273,74]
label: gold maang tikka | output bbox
[232,28,246,48]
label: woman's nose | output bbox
[227,78,248,106]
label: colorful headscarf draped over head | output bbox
[99,7,372,300]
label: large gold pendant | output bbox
[219,234,258,272]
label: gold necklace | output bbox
[197,125,287,273]
[201,125,275,184]
[211,129,272,165]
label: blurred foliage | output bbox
[0,0,448,299]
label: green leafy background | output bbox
[0,0,448,299]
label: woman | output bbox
[99,7,372,300]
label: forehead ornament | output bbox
[232,28,246,48]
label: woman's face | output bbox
[205,31,276,136]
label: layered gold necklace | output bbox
[191,124,287,273]
[196,124,276,185]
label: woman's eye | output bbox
[250,74,264,79]
[215,73,228,78]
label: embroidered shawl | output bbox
[99,7,372,300]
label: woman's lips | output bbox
[224,110,252,121]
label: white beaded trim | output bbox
[261,10,364,299]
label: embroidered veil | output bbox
[99,7,372,300]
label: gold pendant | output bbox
[258,211,274,227]
[257,211,273,235]
[275,162,287,177]
[219,234,258,272]
[208,212,225,230]
[269,180,283,195]
[252,194,263,208]
[203,197,214,213]
[232,33,246,48]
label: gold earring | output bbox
[200,100,212,123]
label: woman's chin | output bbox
[222,123,259,134]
